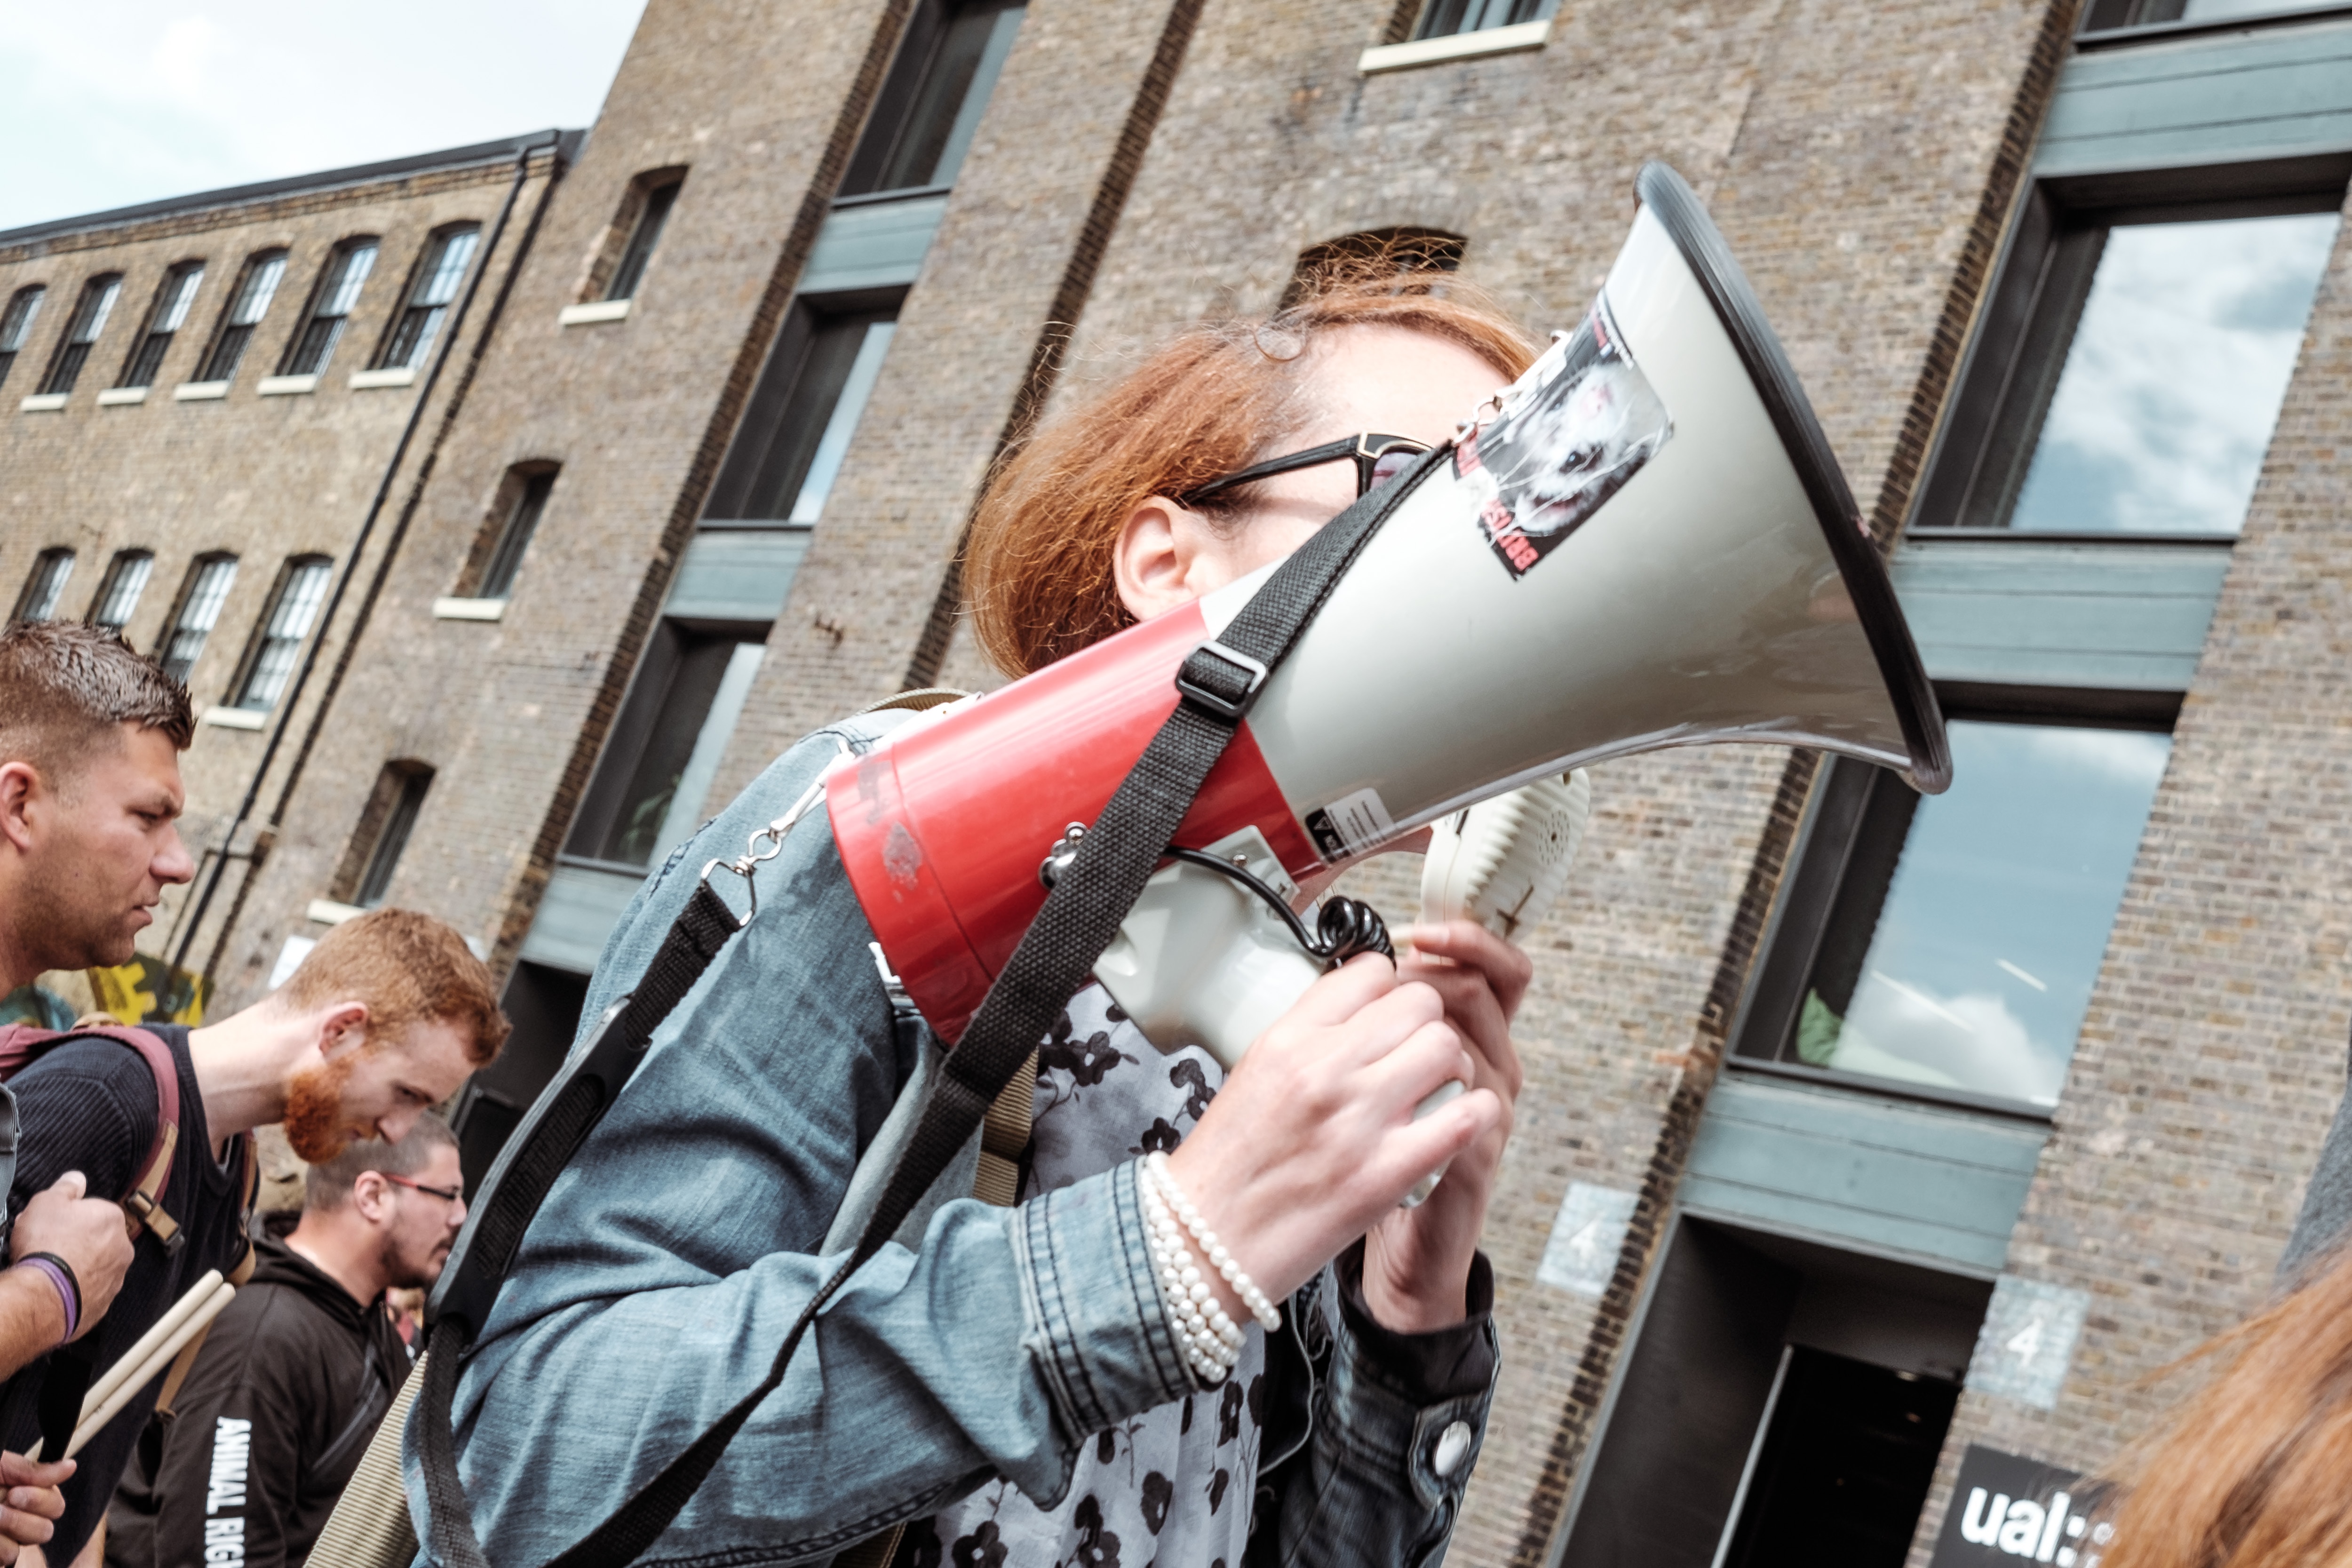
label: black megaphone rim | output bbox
[1634,160,1952,794]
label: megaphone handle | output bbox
[1400,1079,1466,1207]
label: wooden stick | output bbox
[78,1271,225,1423]
[65,1282,234,1457]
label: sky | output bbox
[0,0,651,234]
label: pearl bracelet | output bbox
[1140,1176,1242,1385]
[1144,1152,1283,1333]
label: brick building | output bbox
[5,1,2351,1564]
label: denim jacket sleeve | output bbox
[404,724,1196,1568]
[1251,1245,1501,1568]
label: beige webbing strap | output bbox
[121,1121,181,1249]
[153,1319,209,1417]
[306,1353,426,1568]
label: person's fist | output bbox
[13,1173,133,1339]
[0,1451,70,1564]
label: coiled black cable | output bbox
[1163,846,1395,964]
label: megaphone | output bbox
[831,161,1949,1049]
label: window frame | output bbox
[1407,0,1557,40]
[87,549,157,630]
[1911,163,2348,540]
[469,464,559,600]
[703,291,903,524]
[281,237,381,377]
[12,549,76,624]
[157,552,240,686]
[40,273,123,397]
[1727,691,2180,1121]
[2078,0,2352,43]
[837,0,1027,199]
[340,760,435,908]
[374,224,483,372]
[229,554,334,712]
[602,176,683,303]
[0,285,49,391]
[119,262,207,391]
[195,249,289,385]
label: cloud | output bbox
[1832,970,2067,1105]
[0,0,649,232]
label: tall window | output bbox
[704,305,898,523]
[567,628,766,870]
[233,556,332,711]
[197,251,288,383]
[1737,724,2172,1107]
[1410,0,1557,38]
[1922,198,2339,536]
[350,763,434,908]
[283,239,378,376]
[838,0,1026,197]
[40,275,122,396]
[89,550,155,629]
[13,550,74,623]
[2082,0,2345,34]
[476,468,556,599]
[378,226,480,370]
[1280,227,1464,309]
[0,286,46,391]
[605,181,680,302]
[120,263,206,390]
[159,555,238,684]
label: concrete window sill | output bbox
[18,394,67,413]
[306,898,365,926]
[350,366,417,390]
[559,299,632,326]
[175,381,230,402]
[201,705,268,730]
[1360,18,1550,72]
[96,387,149,406]
[257,374,318,397]
[432,596,507,621]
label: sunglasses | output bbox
[1176,432,1432,509]
[383,1173,464,1205]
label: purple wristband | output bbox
[16,1255,78,1345]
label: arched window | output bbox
[198,250,289,383]
[120,263,206,390]
[284,238,380,375]
[472,463,559,599]
[89,550,156,629]
[13,549,75,623]
[0,286,48,391]
[604,178,681,302]
[40,274,122,396]
[159,554,239,685]
[232,555,332,711]
[378,225,480,370]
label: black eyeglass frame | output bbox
[1176,432,1432,509]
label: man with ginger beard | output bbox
[0,908,507,1567]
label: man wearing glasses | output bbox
[105,1114,465,1568]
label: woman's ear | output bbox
[1114,496,1215,624]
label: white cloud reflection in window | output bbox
[2010,211,2337,535]
[1805,721,2171,1105]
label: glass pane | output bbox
[607,184,678,302]
[229,256,285,327]
[788,322,895,523]
[322,244,377,318]
[20,554,73,622]
[0,288,42,352]
[238,560,331,709]
[592,637,744,867]
[2010,212,2338,535]
[154,267,204,334]
[95,553,153,628]
[1797,722,2171,1105]
[163,557,238,683]
[2183,0,2344,17]
[872,2,1025,192]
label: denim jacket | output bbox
[403,716,1499,1568]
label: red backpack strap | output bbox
[0,1022,183,1252]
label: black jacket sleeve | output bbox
[139,1290,326,1568]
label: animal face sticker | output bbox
[1457,294,1671,579]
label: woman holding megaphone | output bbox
[423,275,1546,1568]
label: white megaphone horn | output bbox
[832,162,1952,1069]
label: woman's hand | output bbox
[1165,955,1500,1322]
[1363,920,1532,1331]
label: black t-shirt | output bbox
[0,1026,252,1563]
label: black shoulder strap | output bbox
[414,448,1443,1568]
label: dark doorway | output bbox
[1719,1347,1960,1568]
[451,959,588,1193]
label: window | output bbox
[159,555,238,684]
[0,287,45,391]
[283,240,378,376]
[605,182,680,302]
[1920,191,2339,536]
[12,550,74,623]
[40,275,122,396]
[475,468,556,599]
[566,627,767,869]
[233,556,332,710]
[1279,227,1465,309]
[2081,0,2347,34]
[89,550,155,629]
[1737,720,2172,1108]
[197,251,288,383]
[119,263,205,390]
[379,226,480,370]
[346,762,433,908]
[838,0,1026,198]
[1410,0,1557,38]
[704,305,898,523]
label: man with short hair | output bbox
[0,622,201,1565]
[0,908,508,1564]
[106,1115,466,1568]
